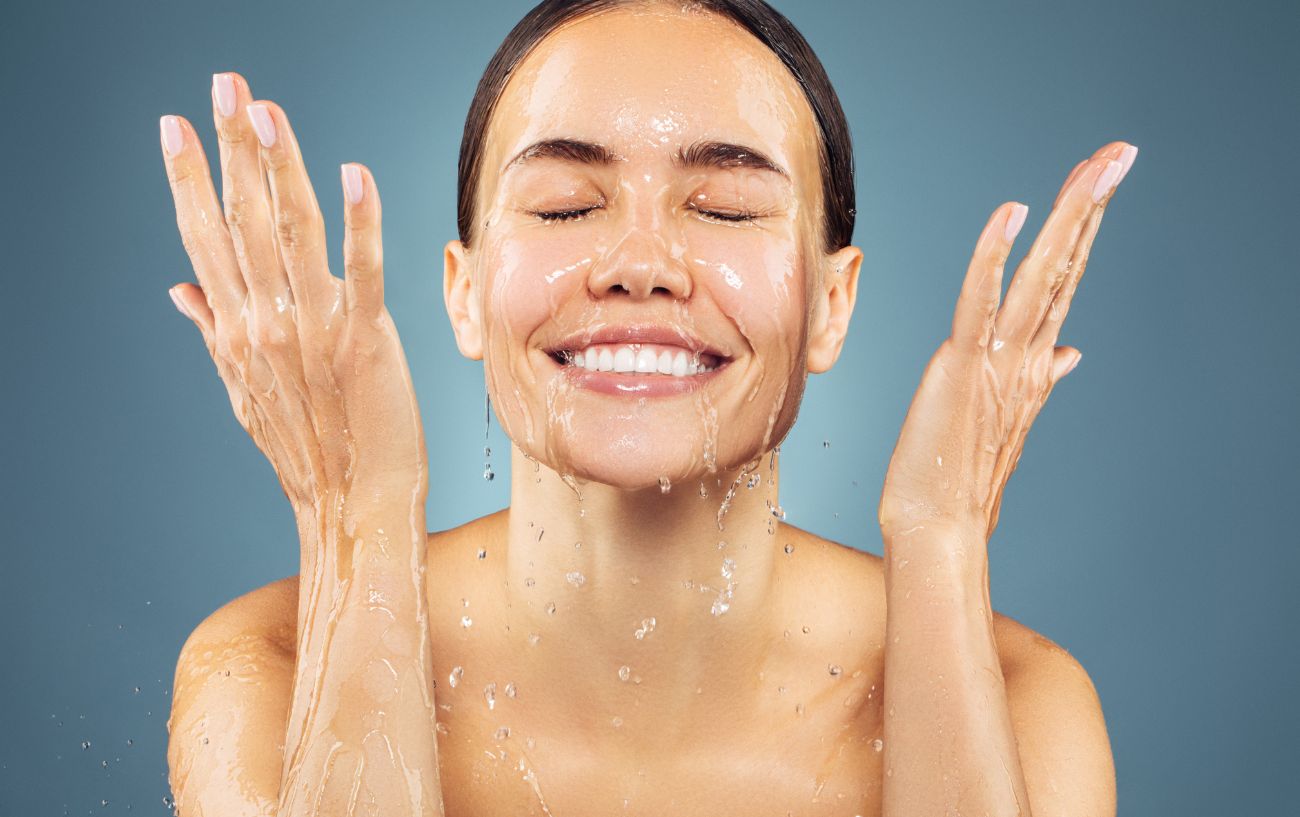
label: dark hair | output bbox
[457,0,856,254]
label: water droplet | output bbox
[449,666,463,688]
[711,599,730,616]
[872,738,884,752]
[611,716,624,727]
[505,682,518,698]
[795,703,805,716]
[822,440,830,448]
[126,739,133,747]
[80,741,91,750]
[484,682,497,710]
[477,548,487,560]
[828,664,842,677]
[634,617,656,640]
[528,633,541,646]
[524,577,535,587]
[783,543,794,554]
[565,571,586,587]
[461,615,473,628]
[132,686,141,694]
[658,476,671,494]
[494,726,511,740]
[618,665,631,682]
[545,602,557,615]
[802,625,811,634]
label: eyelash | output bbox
[529,205,760,224]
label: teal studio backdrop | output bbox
[2,0,1296,813]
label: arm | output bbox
[160,70,445,814]
[276,490,441,815]
[881,526,1114,816]
[877,141,1135,815]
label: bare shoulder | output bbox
[777,525,1090,678]
[425,507,509,564]
[177,575,298,662]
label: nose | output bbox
[586,224,693,301]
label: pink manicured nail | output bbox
[1092,160,1123,203]
[341,164,364,204]
[169,287,192,319]
[160,115,183,157]
[1066,351,1083,376]
[1116,144,1139,184]
[247,103,276,148]
[1004,203,1029,242]
[212,73,236,118]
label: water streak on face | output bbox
[462,5,833,491]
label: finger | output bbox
[951,201,1027,350]
[341,163,385,320]
[169,282,216,340]
[159,115,246,326]
[212,73,293,315]
[1050,345,1082,383]
[994,158,1123,348]
[1053,142,1135,209]
[1033,145,1138,353]
[244,100,337,322]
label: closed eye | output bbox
[529,205,761,224]
[530,206,600,223]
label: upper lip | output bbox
[544,324,731,359]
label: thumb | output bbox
[1051,346,1083,382]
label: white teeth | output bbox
[671,351,688,377]
[562,344,721,376]
[657,350,674,374]
[613,347,636,373]
[635,348,658,373]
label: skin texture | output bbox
[161,4,1126,815]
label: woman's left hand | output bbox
[878,141,1137,543]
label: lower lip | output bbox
[555,360,728,397]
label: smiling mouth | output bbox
[547,343,727,376]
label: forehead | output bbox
[482,5,821,186]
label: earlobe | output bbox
[443,239,484,361]
[807,245,862,374]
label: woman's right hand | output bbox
[160,72,427,510]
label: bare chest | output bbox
[431,680,887,817]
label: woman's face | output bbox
[446,5,857,491]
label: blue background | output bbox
[3,0,1296,813]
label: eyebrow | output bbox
[504,137,790,179]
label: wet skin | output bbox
[162,4,1124,815]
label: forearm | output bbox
[278,487,443,816]
[880,524,1030,817]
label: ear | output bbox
[806,244,862,374]
[443,239,484,360]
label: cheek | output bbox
[685,227,808,352]
[483,235,595,345]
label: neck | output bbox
[501,444,789,737]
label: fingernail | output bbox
[160,115,183,157]
[247,103,276,148]
[1116,144,1139,184]
[169,287,192,319]
[1003,203,1029,242]
[1091,159,1123,203]
[341,164,364,204]
[1066,351,1083,375]
[212,73,236,118]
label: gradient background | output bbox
[3,0,1296,813]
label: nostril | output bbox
[610,284,630,295]
[651,286,671,295]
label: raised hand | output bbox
[878,142,1137,542]
[160,72,427,510]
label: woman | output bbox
[159,1,1132,814]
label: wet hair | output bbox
[457,0,856,254]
